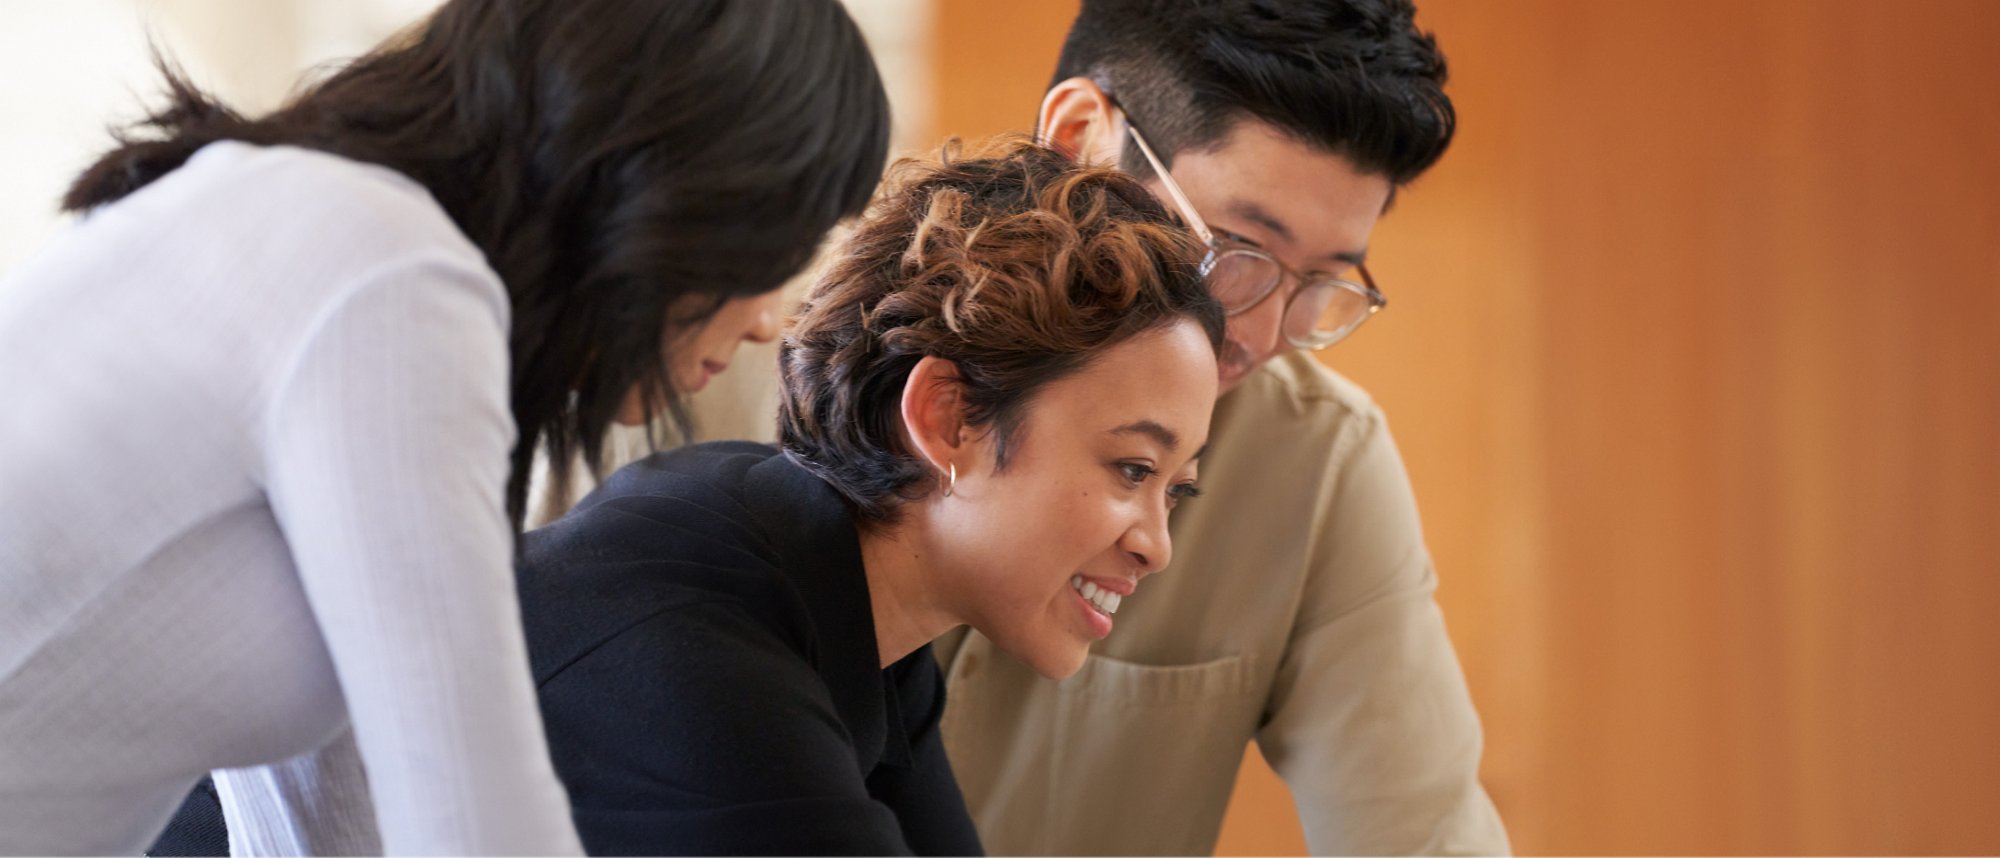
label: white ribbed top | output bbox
[0,142,582,855]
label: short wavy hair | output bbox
[779,138,1225,523]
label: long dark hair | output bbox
[65,0,891,526]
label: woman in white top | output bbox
[0,0,889,853]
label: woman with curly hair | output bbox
[514,138,1225,855]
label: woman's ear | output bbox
[900,355,968,479]
[1037,77,1123,167]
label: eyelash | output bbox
[1118,462,1203,505]
[1217,228,1260,249]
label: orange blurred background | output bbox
[925,0,2000,854]
[1,1,1994,853]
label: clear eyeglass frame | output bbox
[1118,109,1387,350]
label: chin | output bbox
[1026,646,1090,680]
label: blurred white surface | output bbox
[0,0,935,525]
[0,0,933,273]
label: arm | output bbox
[258,255,580,855]
[212,731,381,857]
[1255,413,1510,856]
[539,601,919,856]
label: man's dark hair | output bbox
[65,0,890,526]
[1051,0,1454,186]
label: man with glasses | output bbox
[930,1,1510,854]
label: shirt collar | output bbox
[738,450,912,769]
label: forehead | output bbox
[1165,120,1394,262]
[1015,321,1217,451]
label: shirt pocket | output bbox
[1045,652,1266,855]
[1060,651,1260,704]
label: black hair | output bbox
[1050,0,1454,186]
[64,0,891,526]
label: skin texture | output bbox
[1038,79,1395,393]
[860,320,1219,678]
[614,291,783,425]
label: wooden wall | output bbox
[928,0,2000,854]
[1378,0,2000,852]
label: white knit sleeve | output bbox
[255,253,581,855]
[215,730,381,856]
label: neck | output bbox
[857,511,959,669]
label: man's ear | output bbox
[900,355,968,479]
[1038,77,1123,167]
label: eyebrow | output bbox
[1110,420,1180,453]
[1110,422,1212,462]
[1224,199,1370,268]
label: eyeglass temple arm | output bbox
[1116,110,1215,245]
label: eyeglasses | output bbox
[1119,110,1386,350]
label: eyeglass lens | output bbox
[1285,281,1373,347]
[1205,250,1282,312]
[1207,249,1375,346]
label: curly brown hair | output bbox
[778,137,1225,523]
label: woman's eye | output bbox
[1117,462,1156,486]
[1166,481,1203,508]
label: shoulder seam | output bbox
[533,591,782,689]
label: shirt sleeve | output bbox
[1254,412,1512,856]
[538,599,920,856]
[212,731,382,857]
[256,254,582,855]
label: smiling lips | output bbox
[1070,575,1124,616]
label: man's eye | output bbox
[1217,228,1261,249]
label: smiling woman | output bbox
[511,138,1225,855]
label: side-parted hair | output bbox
[1051,0,1454,187]
[64,0,890,526]
[779,138,1226,524]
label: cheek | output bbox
[705,302,767,348]
[1224,296,1286,346]
[994,484,1125,575]
[680,328,719,362]
[676,313,736,362]
[1063,491,1127,556]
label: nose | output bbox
[744,292,782,344]
[1224,283,1289,362]
[1117,500,1174,578]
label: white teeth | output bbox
[1070,577,1121,615]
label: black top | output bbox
[520,441,982,857]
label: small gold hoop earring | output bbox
[943,462,957,498]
